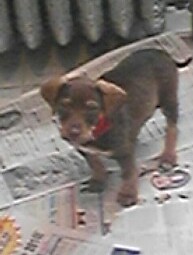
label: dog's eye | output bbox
[86,108,100,125]
[85,101,101,125]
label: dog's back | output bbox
[102,48,178,126]
[102,48,177,91]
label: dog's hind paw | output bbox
[159,152,177,168]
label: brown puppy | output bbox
[41,48,179,207]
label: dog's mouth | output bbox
[63,130,94,146]
[68,132,83,143]
[61,129,113,157]
[77,145,113,157]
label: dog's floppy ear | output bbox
[96,79,127,115]
[40,76,63,111]
[40,74,86,111]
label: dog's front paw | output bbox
[117,192,138,207]
[117,180,138,207]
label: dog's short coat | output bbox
[41,48,179,207]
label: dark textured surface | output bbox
[0,8,191,108]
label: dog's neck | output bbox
[92,114,111,138]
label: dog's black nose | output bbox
[69,124,82,137]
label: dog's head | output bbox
[41,75,127,145]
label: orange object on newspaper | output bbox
[0,216,21,255]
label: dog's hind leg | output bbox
[159,91,178,167]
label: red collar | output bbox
[92,115,111,139]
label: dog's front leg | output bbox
[116,152,138,207]
[84,153,107,193]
